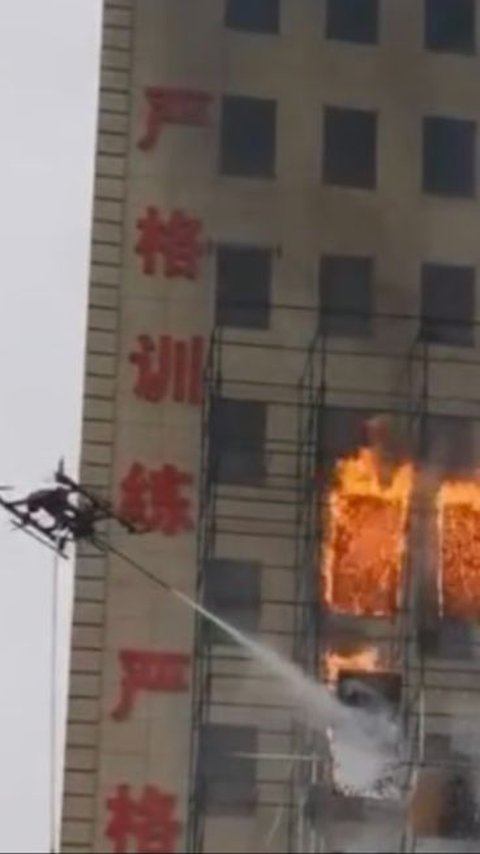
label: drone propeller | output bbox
[0,486,13,492]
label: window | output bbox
[323,107,377,189]
[422,737,476,840]
[216,245,271,329]
[203,559,261,643]
[220,96,276,177]
[424,734,452,762]
[425,0,475,54]
[318,407,373,463]
[198,723,257,814]
[423,117,476,197]
[424,415,474,473]
[326,0,379,44]
[320,255,373,336]
[420,263,475,346]
[211,398,266,485]
[225,0,279,33]
[337,671,401,712]
[419,618,474,659]
[440,772,477,839]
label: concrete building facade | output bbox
[62,1,480,852]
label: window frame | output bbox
[425,0,475,55]
[420,262,475,348]
[203,558,261,644]
[225,0,280,34]
[423,115,476,198]
[326,0,379,45]
[220,95,277,178]
[210,396,267,486]
[198,722,258,815]
[323,106,378,190]
[423,413,475,474]
[319,254,374,338]
[215,243,272,330]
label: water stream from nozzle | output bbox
[103,538,402,794]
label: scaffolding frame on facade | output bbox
[186,306,480,854]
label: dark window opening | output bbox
[198,723,257,815]
[320,255,373,336]
[225,0,279,34]
[423,414,474,473]
[420,263,475,346]
[424,734,452,763]
[337,671,401,714]
[326,0,379,44]
[317,406,374,464]
[323,106,377,189]
[220,95,276,177]
[418,616,474,659]
[423,116,476,197]
[440,772,478,839]
[210,397,267,485]
[425,0,475,54]
[203,559,261,643]
[216,245,271,329]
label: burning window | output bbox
[323,649,402,800]
[324,648,381,686]
[437,480,480,619]
[321,448,414,616]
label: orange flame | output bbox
[321,448,414,617]
[324,647,381,685]
[436,479,480,619]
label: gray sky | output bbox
[0,2,102,850]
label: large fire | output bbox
[437,479,480,618]
[322,448,414,616]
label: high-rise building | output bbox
[62,1,480,852]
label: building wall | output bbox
[62,1,480,852]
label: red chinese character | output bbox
[112,650,190,721]
[135,207,204,279]
[138,86,213,151]
[129,334,204,405]
[106,784,180,854]
[119,463,193,535]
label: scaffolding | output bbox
[186,306,480,854]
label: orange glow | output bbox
[324,647,381,685]
[437,479,480,618]
[322,448,414,616]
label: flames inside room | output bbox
[321,447,414,618]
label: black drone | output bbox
[0,460,136,557]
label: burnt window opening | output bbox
[417,617,474,660]
[326,0,379,44]
[425,0,475,54]
[220,95,276,178]
[420,263,475,347]
[225,0,280,34]
[424,733,453,763]
[423,116,476,197]
[198,723,257,815]
[323,106,377,189]
[422,414,475,475]
[336,670,402,715]
[210,397,267,485]
[216,244,271,330]
[317,406,375,466]
[203,559,261,644]
[320,255,373,337]
[440,770,478,839]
